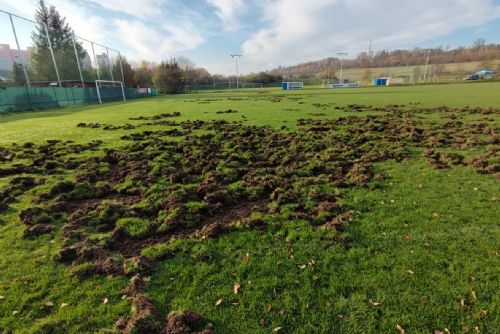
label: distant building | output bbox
[0,44,33,72]
[96,53,110,68]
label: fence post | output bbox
[91,42,100,81]
[44,23,62,87]
[9,14,31,87]
[105,47,114,84]
[118,52,126,101]
[72,33,84,87]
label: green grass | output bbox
[0,82,499,333]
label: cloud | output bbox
[82,0,162,19]
[242,0,500,71]
[206,0,244,29]
[114,19,205,60]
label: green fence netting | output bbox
[0,86,159,113]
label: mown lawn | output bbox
[0,82,499,333]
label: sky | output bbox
[1,0,500,75]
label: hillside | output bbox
[270,44,500,82]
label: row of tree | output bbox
[271,40,500,78]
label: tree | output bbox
[30,0,87,83]
[176,56,196,85]
[12,63,28,84]
[361,69,372,83]
[112,57,136,87]
[152,59,184,94]
[134,61,154,87]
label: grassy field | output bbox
[0,83,499,333]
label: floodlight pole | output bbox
[337,52,347,84]
[8,13,30,87]
[231,54,242,90]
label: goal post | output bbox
[95,80,126,104]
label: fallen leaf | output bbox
[103,298,108,304]
[278,309,285,315]
[233,283,241,295]
[45,301,54,307]
[60,303,69,308]
[403,235,411,241]
[460,299,469,310]
[12,311,19,316]
[405,269,415,275]
[272,327,282,332]
[368,299,382,307]
[470,291,477,301]
[434,330,443,334]
[396,324,405,334]
[0,296,4,299]
[121,295,127,300]
[474,326,480,333]
[312,275,319,281]
[444,329,451,334]
[266,304,272,312]
[243,253,250,262]
[215,299,223,306]
[298,264,306,270]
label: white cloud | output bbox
[242,0,500,71]
[82,0,162,19]
[114,19,205,60]
[206,0,244,29]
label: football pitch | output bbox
[0,82,499,333]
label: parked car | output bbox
[464,74,479,81]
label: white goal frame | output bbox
[95,80,126,104]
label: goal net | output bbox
[282,82,304,90]
[95,80,126,104]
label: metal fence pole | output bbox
[72,33,84,87]
[44,23,62,87]
[118,52,126,101]
[91,42,100,81]
[105,47,114,83]
[9,14,31,87]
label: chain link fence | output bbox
[0,9,157,113]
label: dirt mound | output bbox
[161,311,213,334]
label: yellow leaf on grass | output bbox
[60,303,69,308]
[368,299,382,307]
[470,291,477,301]
[396,324,405,334]
[233,283,241,295]
[272,326,282,332]
[215,299,222,306]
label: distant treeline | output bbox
[270,42,500,77]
